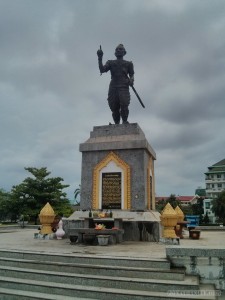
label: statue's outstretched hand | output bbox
[97,46,103,58]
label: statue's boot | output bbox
[121,107,129,124]
[112,110,120,124]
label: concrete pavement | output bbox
[0,227,225,259]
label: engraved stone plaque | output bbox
[102,172,121,209]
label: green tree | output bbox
[0,189,11,221]
[192,198,204,215]
[156,198,167,213]
[212,190,225,224]
[0,188,20,222]
[181,204,193,216]
[156,194,182,213]
[167,194,181,209]
[11,167,73,223]
[203,212,210,224]
[191,197,204,224]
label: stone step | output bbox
[0,277,216,300]
[0,249,170,269]
[0,288,94,300]
[0,265,198,292]
[0,257,184,280]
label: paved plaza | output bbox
[0,227,225,259]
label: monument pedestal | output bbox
[68,123,161,241]
[80,123,156,211]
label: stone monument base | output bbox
[67,210,161,242]
[79,123,157,211]
[69,123,161,242]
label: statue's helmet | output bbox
[115,44,127,56]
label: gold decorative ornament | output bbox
[175,206,184,222]
[147,157,155,210]
[39,202,55,234]
[160,203,178,238]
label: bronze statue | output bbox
[97,44,134,124]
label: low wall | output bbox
[122,221,160,242]
[166,246,225,291]
[0,225,39,231]
[197,226,225,231]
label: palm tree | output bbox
[74,185,81,205]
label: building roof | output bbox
[205,158,225,174]
[213,159,225,167]
[195,188,206,197]
[156,196,198,203]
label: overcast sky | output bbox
[0,0,224,201]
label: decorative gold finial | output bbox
[39,202,55,235]
[175,206,184,222]
[160,203,178,238]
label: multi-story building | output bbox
[203,198,217,223]
[205,159,225,199]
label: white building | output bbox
[204,159,225,224]
[203,198,216,223]
[205,159,225,199]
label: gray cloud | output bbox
[0,0,225,200]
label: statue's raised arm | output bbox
[97,45,103,58]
